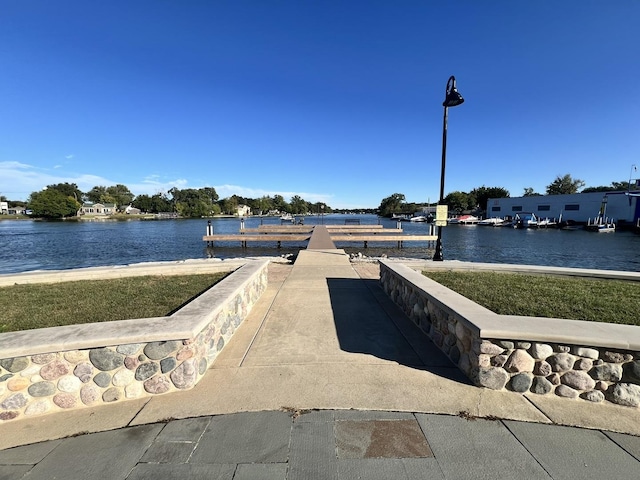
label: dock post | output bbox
[364,241,368,248]
[206,220,213,246]
[240,218,245,231]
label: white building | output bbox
[236,204,251,217]
[0,201,7,214]
[486,190,640,226]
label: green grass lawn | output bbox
[423,271,640,326]
[0,273,228,333]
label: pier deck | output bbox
[203,224,435,248]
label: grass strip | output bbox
[0,273,228,333]
[422,271,640,326]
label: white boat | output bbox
[280,213,294,222]
[458,215,479,225]
[477,217,504,226]
[589,222,616,232]
[537,217,557,228]
[585,216,615,232]
[448,215,479,224]
[514,212,538,228]
[409,215,427,222]
[585,196,616,232]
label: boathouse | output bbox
[486,190,640,226]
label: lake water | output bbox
[1,214,639,274]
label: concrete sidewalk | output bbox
[1,250,640,479]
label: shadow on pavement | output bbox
[327,277,471,385]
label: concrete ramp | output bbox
[306,225,337,249]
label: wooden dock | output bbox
[203,223,436,248]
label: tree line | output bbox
[377,174,635,217]
[4,184,336,219]
[3,173,634,219]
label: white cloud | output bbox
[65,155,74,160]
[213,183,333,204]
[126,177,190,196]
[0,161,335,206]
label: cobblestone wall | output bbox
[0,263,268,422]
[380,262,640,409]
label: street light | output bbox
[433,75,465,261]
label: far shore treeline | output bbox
[0,174,632,220]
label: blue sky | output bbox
[1,1,639,209]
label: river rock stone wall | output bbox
[379,262,640,410]
[0,263,268,422]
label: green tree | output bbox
[470,186,510,212]
[378,193,405,217]
[523,187,542,197]
[442,191,472,215]
[582,181,631,193]
[253,196,273,215]
[86,186,108,203]
[169,188,215,217]
[46,182,83,202]
[105,184,134,208]
[132,194,153,212]
[546,174,585,195]
[272,195,290,213]
[289,195,309,214]
[219,197,239,215]
[201,187,219,204]
[151,193,173,213]
[28,188,80,218]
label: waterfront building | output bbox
[77,202,117,216]
[486,190,640,227]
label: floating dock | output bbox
[203,223,437,248]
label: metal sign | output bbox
[435,205,448,226]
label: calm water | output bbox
[1,214,639,274]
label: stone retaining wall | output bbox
[379,260,640,409]
[0,260,269,422]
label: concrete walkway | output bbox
[1,251,640,479]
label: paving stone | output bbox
[189,411,290,464]
[0,464,32,479]
[335,419,432,459]
[334,410,415,420]
[416,414,551,480]
[140,440,196,464]
[338,458,444,480]
[234,463,288,480]
[156,417,212,442]
[333,410,415,421]
[504,421,640,479]
[126,462,236,479]
[289,419,338,480]
[293,409,335,423]
[18,424,163,480]
[0,440,61,464]
[604,431,640,462]
[401,457,446,479]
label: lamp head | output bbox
[443,76,464,107]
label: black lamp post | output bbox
[433,75,465,261]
